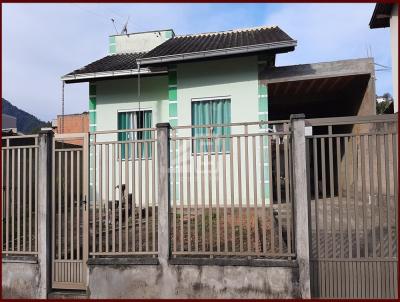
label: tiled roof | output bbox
[63,25,295,81]
[65,52,145,76]
[140,26,295,63]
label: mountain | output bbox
[2,98,51,134]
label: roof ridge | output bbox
[175,25,278,38]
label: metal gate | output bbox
[306,115,398,298]
[51,133,88,290]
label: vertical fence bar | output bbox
[276,134,282,254]
[145,141,149,252]
[215,136,220,253]
[187,139,192,252]
[77,149,81,260]
[222,136,228,253]
[252,136,259,254]
[152,139,156,253]
[208,128,213,254]
[179,139,184,252]
[244,125,251,253]
[17,148,21,251]
[194,137,199,253]
[131,142,135,252]
[172,131,177,254]
[112,143,116,252]
[384,134,392,258]
[118,144,122,252]
[230,136,235,253]
[124,143,128,253]
[5,146,10,253]
[22,148,26,251]
[70,151,74,260]
[105,144,109,253]
[260,135,267,255]
[99,145,103,253]
[28,148,32,252]
[268,136,274,254]
[237,136,243,253]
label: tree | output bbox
[376,93,393,114]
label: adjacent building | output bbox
[370,3,399,112]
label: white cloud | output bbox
[265,3,393,95]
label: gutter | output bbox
[61,67,167,83]
[137,40,297,65]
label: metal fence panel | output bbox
[170,121,295,258]
[306,114,398,299]
[2,135,39,256]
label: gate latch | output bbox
[81,196,87,210]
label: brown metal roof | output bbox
[369,3,393,29]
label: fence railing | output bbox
[2,135,39,255]
[170,121,295,258]
[305,114,398,298]
[89,129,158,257]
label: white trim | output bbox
[168,84,177,88]
[169,100,178,104]
[169,117,178,120]
[62,68,167,82]
[89,109,96,112]
[89,123,97,126]
[117,107,152,113]
[191,95,231,102]
[258,94,267,98]
[258,112,268,115]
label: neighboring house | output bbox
[52,112,89,145]
[370,3,398,112]
[52,112,89,134]
[62,25,377,203]
[2,114,17,132]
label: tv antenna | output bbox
[121,16,130,35]
[111,18,119,34]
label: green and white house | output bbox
[62,25,376,205]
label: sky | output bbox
[2,3,393,122]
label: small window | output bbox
[117,110,152,159]
[191,98,231,153]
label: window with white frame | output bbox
[191,97,231,153]
[117,110,152,159]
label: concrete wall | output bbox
[110,30,174,54]
[390,4,398,112]
[2,259,41,298]
[88,263,300,298]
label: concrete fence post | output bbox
[37,129,53,298]
[156,123,171,264]
[290,114,311,299]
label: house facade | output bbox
[62,25,376,205]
